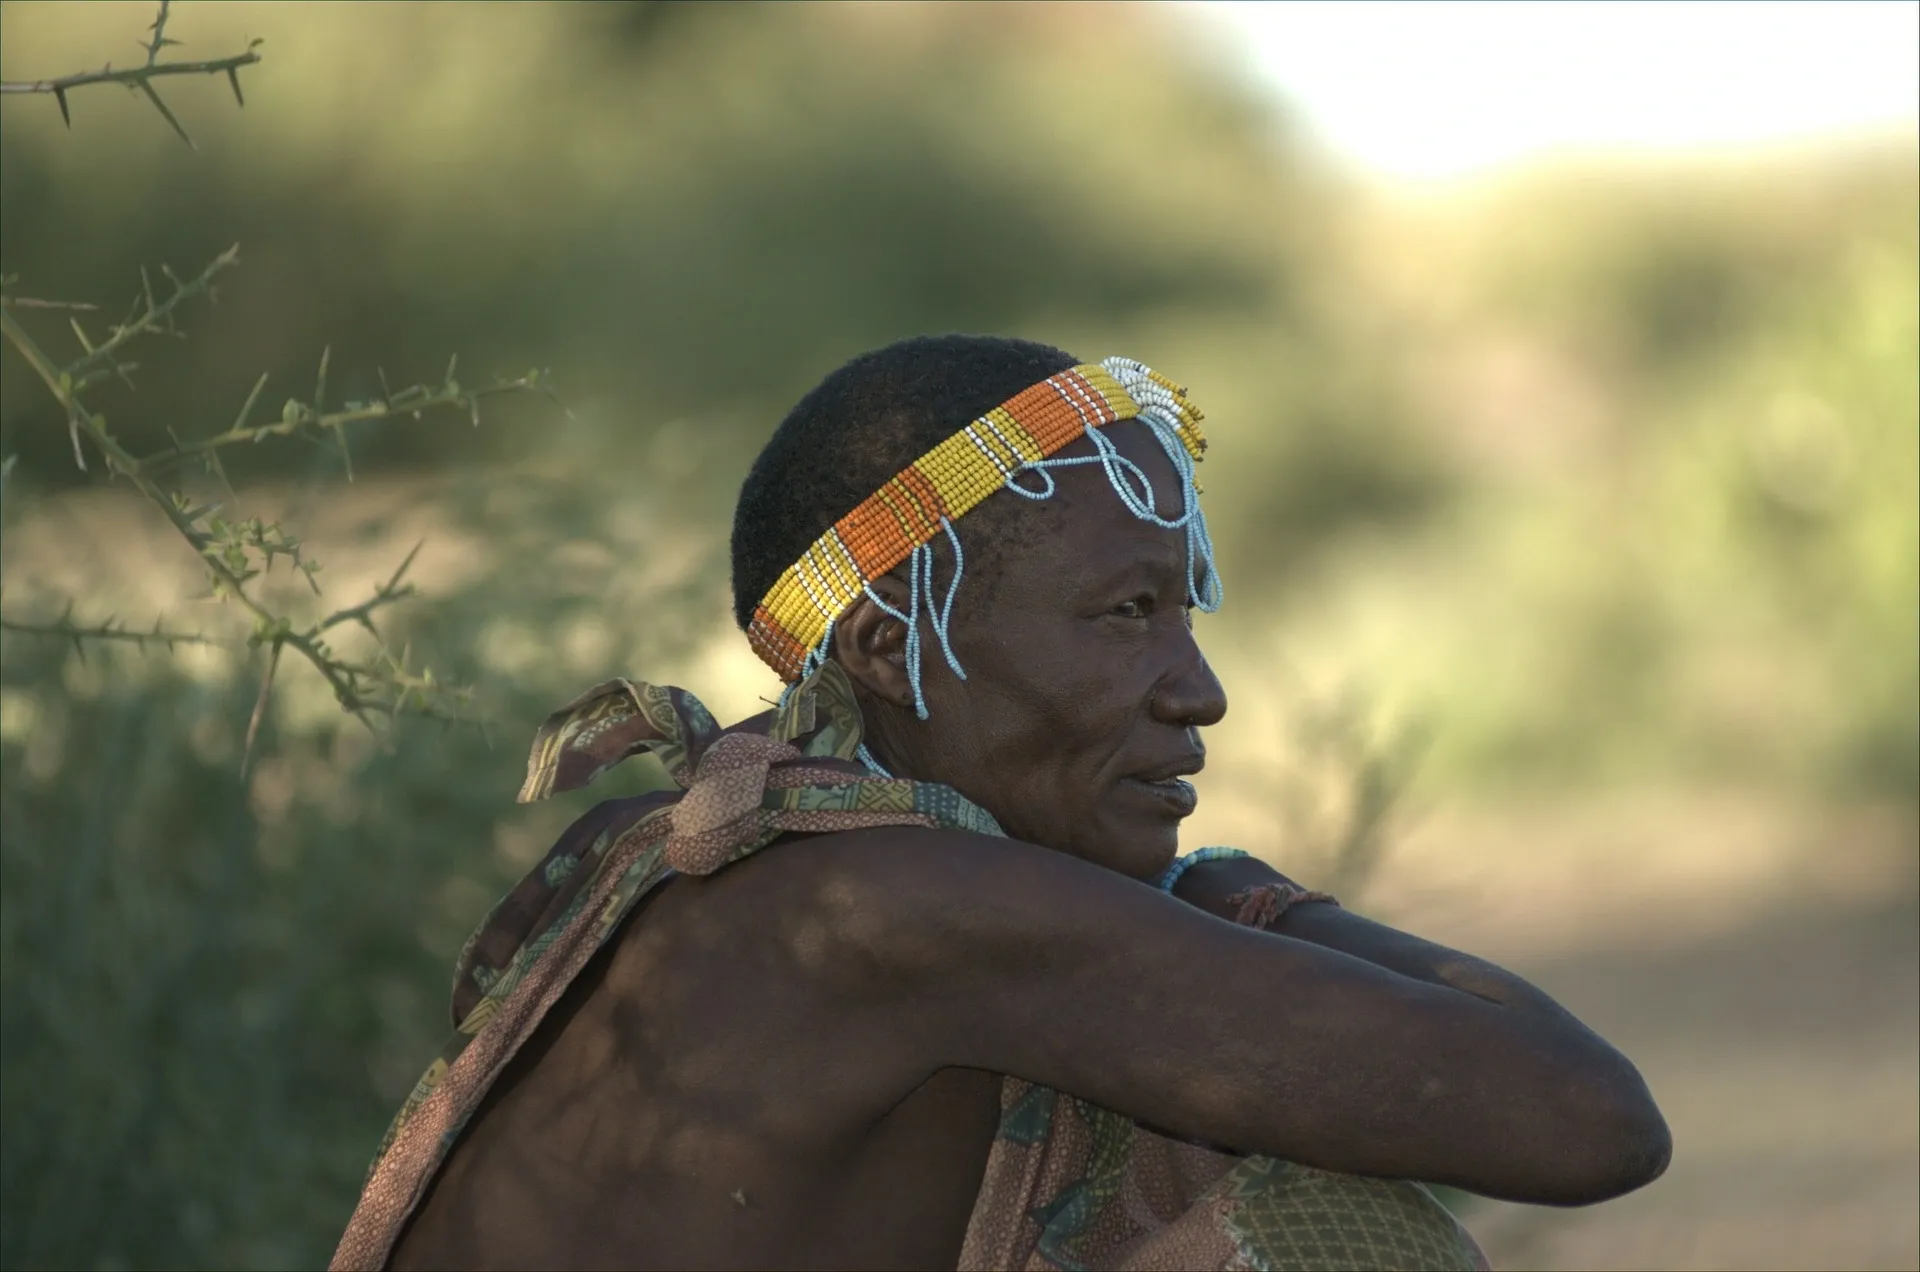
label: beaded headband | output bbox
[748,356,1222,711]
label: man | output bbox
[335,336,1670,1270]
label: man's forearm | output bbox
[1173,856,1578,1023]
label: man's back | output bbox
[391,830,1003,1271]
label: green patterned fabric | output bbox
[958,1079,1486,1271]
[1217,1159,1483,1271]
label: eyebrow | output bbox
[1077,544,1186,598]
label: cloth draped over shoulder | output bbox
[328,663,1488,1272]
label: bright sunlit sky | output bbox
[1196,1,1920,180]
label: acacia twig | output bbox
[0,49,260,99]
[138,368,553,474]
[0,9,549,747]
[1,254,555,735]
[65,243,240,388]
[1,612,222,654]
[0,297,101,313]
[0,1,262,146]
[241,641,281,778]
[4,302,371,731]
[314,540,424,642]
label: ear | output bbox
[833,582,915,710]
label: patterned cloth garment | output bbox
[328,663,1488,1272]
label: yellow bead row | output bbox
[748,360,1209,680]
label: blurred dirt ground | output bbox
[1379,802,1919,1271]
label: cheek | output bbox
[929,652,1069,772]
[982,637,1141,773]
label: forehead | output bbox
[1063,418,1191,521]
[974,418,1195,590]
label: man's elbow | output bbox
[1589,1085,1673,1200]
[1561,1115,1670,1206]
[1545,1063,1673,1205]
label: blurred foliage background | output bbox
[1,3,1914,1269]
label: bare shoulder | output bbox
[737,821,1103,896]
[655,825,1129,967]
[625,823,1231,1051]
[697,824,1177,984]
[577,824,1130,1133]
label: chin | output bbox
[1084,822,1181,883]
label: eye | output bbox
[1111,595,1154,619]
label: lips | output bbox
[1131,754,1205,784]
[1117,754,1205,817]
[1119,775,1199,816]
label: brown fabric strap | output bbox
[1226,883,1341,931]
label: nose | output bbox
[1149,634,1227,729]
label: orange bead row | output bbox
[748,361,1206,680]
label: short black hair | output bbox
[730,334,1080,630]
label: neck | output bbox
[855,698,925,782]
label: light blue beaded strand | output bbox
[855,743,892,777]
[1155,845,1250,894]
[821,361,1221,724]
[878,423,1218,718]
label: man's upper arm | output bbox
[806,826,1663,1203]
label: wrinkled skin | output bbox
[390,422,1670,1271]
[844,418,1226,881]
